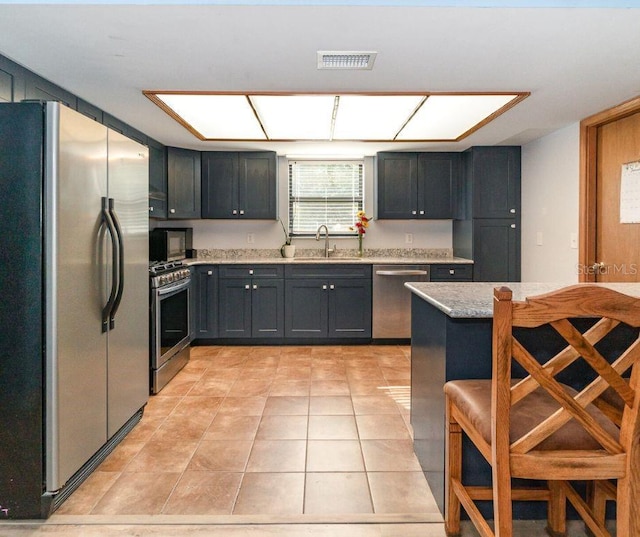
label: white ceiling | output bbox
[1,3,639,155]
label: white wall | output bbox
[160,155,453,252]
[521,123,580,282]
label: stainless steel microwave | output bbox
[149,227,193,262]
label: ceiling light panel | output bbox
[333,95,424,140]
[396,94,518,140]
[155,94,266,140]
[251,95,336,140]
[317,51,377,70]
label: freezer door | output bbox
[106,129,149,437]
[46,103,109,490]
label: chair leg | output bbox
[445,397,462,536]
[547,480,567,537]
[590,481,610,529]
[492,443,513,536]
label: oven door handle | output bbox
[157,277,191,296]
[108,198,125,330]
[101,197,119,333]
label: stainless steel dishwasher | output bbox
[372,265,430,339]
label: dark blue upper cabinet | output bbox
[417,153,459,219]
[0,67,17,103]
[24,72,77,109]
[377,152,418,219]
[201,152,238,219]
[377,152,457,219]
[167,147,201,219]
[468,146,521,219]
[148,139,167,219]
[76,99,103,123]
[202,151,277,219]
[238,152,277,219]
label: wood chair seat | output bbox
[445,379,620,453]
[443,285,640,537]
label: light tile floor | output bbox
[0,345,602,536]
[51,344,439,518]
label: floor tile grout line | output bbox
[72,345,421,518]
[157,389,221,515]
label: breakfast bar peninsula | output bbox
[405,281,640,518]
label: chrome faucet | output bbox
[315,224,333,258]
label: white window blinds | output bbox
[288,160,364,236]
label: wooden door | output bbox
[580,95,640,283]
[595,111,640,281]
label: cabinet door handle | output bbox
[449,269,455,275]
[245,284,250,290]
[232,209,238,215]
[249,269,254,275]
[329,284,335,290]
[510,208,516,214]
[412,210,417,215]
[149,206,154,212]
[207,270,213,276]
[239,210,245,215]
[170,208,176,214]
[322,285,327,290]
[253,284,258,290]
[419,210,425,215]
[510,223,516,229]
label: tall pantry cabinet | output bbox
[453,146,521,281]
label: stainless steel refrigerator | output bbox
[0,102,149,518]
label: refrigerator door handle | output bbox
[101,197,119,333]
[108,197,125,330]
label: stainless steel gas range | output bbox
[149,261,191,394]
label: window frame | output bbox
[287,159,365,238]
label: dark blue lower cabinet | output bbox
[328,279,372,338]
[218,279,252,337]
[284,278,371,339]
[194,266,218,339]
[218,278,284,338]
[284,279,329,337]
[251,279,284,337]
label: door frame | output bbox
[579,94,640,282]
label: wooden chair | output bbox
[443,285,640,537]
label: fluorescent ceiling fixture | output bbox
[333,95,424,140]
[396,94,518,140]
[144,91,528,142]
[154,93,266,140]
[252,95,336,140]
[317,51,377,70]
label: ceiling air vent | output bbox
[317,51,377,70]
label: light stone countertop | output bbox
[186,256,473,266]
[405,281,640,318]
[184,248,472,266]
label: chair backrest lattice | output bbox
[492,285,640,457]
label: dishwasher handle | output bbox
[375,270,429,276]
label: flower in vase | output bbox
[350,210,370,235]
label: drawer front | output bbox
[430,264,473,281]
[219,264,284,279]
[285,264,372,280]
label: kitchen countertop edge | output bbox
[405,281,640,319]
